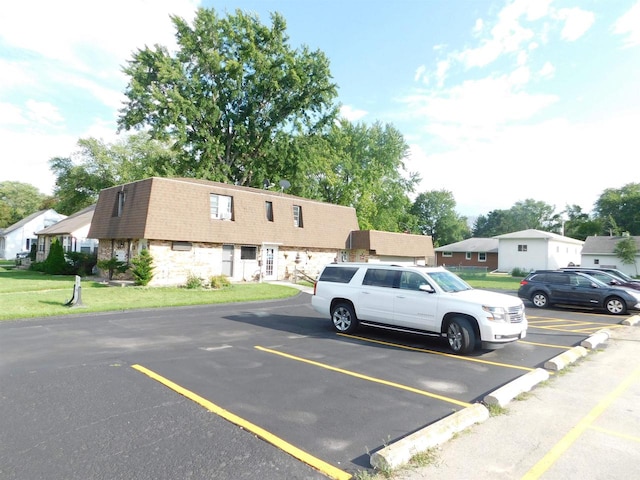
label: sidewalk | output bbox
[393,325,640,479]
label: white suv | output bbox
[311,263,527,354]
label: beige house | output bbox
[88,177,434,286]
[35,205,98,262]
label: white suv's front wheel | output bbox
[331,303,359,333]
[446,317,476,354]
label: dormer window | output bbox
[210,194,233,220]
[293,205,303,227]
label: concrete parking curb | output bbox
[580,329,611,349]
[544,345,588,371]
[369,403,489,470]
[622,314,640,326]
[483,368,550,408]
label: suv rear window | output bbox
[318,266,359,284]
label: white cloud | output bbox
[613,1,640,47]
[414,65,427,83]
[340,105,368,122]
[0,103,27,126]
[25,100,64,126]
[538,61,555,78]
[555,8,595,41]
[406,112,640,216]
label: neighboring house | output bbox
[434,238,498,271]
[345,230,435,266]
[35,205,98,262]
[495,229,583,273]
[580,235,640,277]
[0,209,66,260]
[88,177,434,286]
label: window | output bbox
[241,246,257,260]
[318,265,359,283]
[465,252,472,260]
[265,201,273,222]
[210,194,233,220]
[399,271,428,290]
[442,252,452,257]
[293,205,303,227]
[478,252,487,262]
[594,259,600,265]
[518,244,528,252]
[363,268,398,288]
[115,191,126,217]
[172,242,192,251]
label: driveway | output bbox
[0,292,633,478]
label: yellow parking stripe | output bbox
[131,364,351,480]
[522,367,640,479]
[337,333,537,373]
[255,346,472,408]
[518,340,572,350]
[589,425,640,443]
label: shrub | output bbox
[209,275,231,289]
[184,273,203,289]
[97,257,129,280]
[66,252,97,276]
[43,239,74,275]
[510,267,528,278]
[130,249,155,286]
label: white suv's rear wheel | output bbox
[331,303,359,333]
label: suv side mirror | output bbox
[419,284,435,293]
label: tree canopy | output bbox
[0,181,47,228]
[411,190,470,246]
[118,8,338,187]
[50,134,174,215]
[595,183,640,236]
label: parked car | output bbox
[518,270,640,315]
[312,263,527,355]
[563,267,640,285]
[560,268,640,292]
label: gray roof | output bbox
[582,235,640,255]
[435,238,498,253]
[36,205,95,235]
[1,209,60,235]
[494,228,584,245]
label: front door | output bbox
[222,245,234,277]
[263,246,278,281]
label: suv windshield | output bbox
[427,271,472,293]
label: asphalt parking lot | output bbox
[0,291,635,479]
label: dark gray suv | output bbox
[518,270,640,315]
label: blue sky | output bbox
[1,0,639,218]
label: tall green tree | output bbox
[0,182,47,227]
[561,204,603,240]
[308,120,419,231]
[473,199,556,237]
[50,133,173,214]
[118,8,338,187]
[614,236,639,276]
[411,190,470,246]
[595,183,640,235]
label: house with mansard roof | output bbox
[88,177,435,286]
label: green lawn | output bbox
[0,267,522,322]
[0,268,299,321]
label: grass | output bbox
[0,269,299,321]
[460,273,523,290]
[0,266,522,321]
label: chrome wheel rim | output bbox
[607,299,623,314]
[447,323,462,351]
[332,307,351,331]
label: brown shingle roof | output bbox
[348,230,434,257]
[88,177,359,249]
